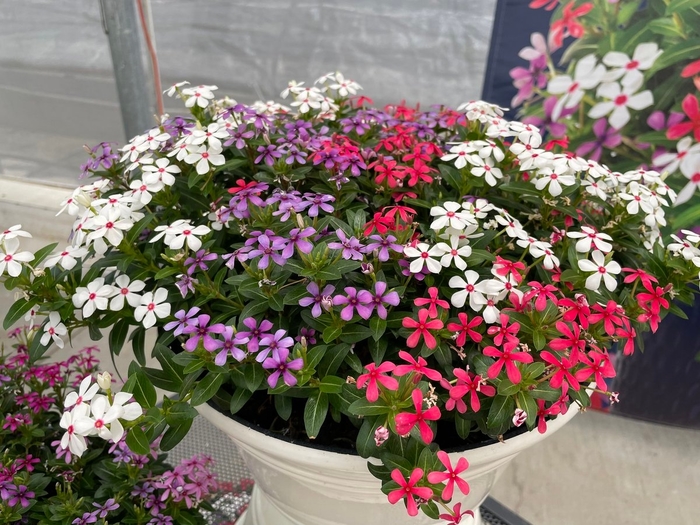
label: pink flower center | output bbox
[94,420,104,429]
[614,94,628,106]
[183,230,191,236]
[692,173,700,183]
[121,287,129,295]
[446,211,455,217]
[466,284,475,292]
[598,266,607,274]
[105,222,114,229]
[421,252,429,259]
[147,302,156,311]
[140,185,147,192]
[89,293,96,300]
[202,152,209,159]
[4,254,12,262]
[626,60,639,70]
[48,327,55,335]
[450,249,458,256]
[568,82,579,93]
[68,425,74,434]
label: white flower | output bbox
[589,78,653,129]
[59,410,88,457]
[507,122,542,145]
[167,139,191,161]
[164,81,190,97]
[73,395,121,441]
[602,42,662,87]
[281,80,304,99]
[618,181,653,215]
[188,122,230,150]
[184,144,226,175]
[654,136,700,176]
[120,135,147,163]
[434,236,472,270]
[448,270,488,310]
[494,214,527,239]
[429,202,474,231]
[529,241,560,269]
[548,54,606,119]
[458,101,506,123]
[65,375,100,410]
[510,140,544,164]
[682,229,700,244]
[96,372,112,391]
[24,307,37,328]
[134,288,171,329]
[0,238,34,277]
[40,312,67,349]
[44,246,88,270]
[468,155,503,186]
[139,128,171,151]
[491,272,523,301]
[462,198,495,219]
[87,209,134,252]
[72,278,114,318]
[0,225,31,243]
[673,153,700,205]
[91,193,134,220]
[329,72,362,96]
[518,149,554,172]
[168,223,210,251]
[552,153,589,172]
[403,243,443,274]
[481,294,501,324]
[578,250,621,292]
[142,157,181,186]
[581,177,609,200]
[129,179,163,205]
[567,226,614,253]
[441,143,475,169]
[111,391,143,421]
[110,275,146,311]
[534,167,576,197]
[472,140,505,162]
[181,84,218,108]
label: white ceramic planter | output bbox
[198,402,579,525]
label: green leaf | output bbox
[130,327,146,366]
[438,163,465,192]
[649,38,700,74]
[123,369,157,408]
[348,398,393,417]
[671,203,700,230]
[274,395,293,420]
[322,325,343,344]
[665,0,700,14]
[455,413,471,439]
[529,383,562,402]
[339,323,375,344]
[306,344,328,369]
[239,298,269,320]
[125,426,151,455]
[229,388,253,414]
[532,330,547,351]
[487,395,515,436]
[3,298,37,330]
[355,416,379,458]
[369,338,388,364]
[304,392,329,439]
[108,319,130,356]
[268,292,284,312]
[282,284,310,305]
[154,266,181,280]
[191,373,226,406]
[153,344,185,387]
[648,18,686,38]
[27,327,47,362]
[244,364,265,392]
[370,317,387,341]
[126,213,155,244]
[165,402,198,424]
[160,418,193,451]
[497,378,522,396]
[317,343,350,377]
[213,157,248,175]
[516,390,539,428]
[318,375,345,394]
[31,242,59,266]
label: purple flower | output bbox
[339,117,371,135]
[175,274,198,298]
[299,282,336,318]
[399,258,429,281]
[338,153,367,177]
[184,250,217,275]
[304,193,335,217]
[5,484,35,508]
[576,119,622,162]
[295,327,317,345]
[357,281,400,319]
[224,124,254,149]
[285,146,308,165]
[72,512,98,525]
[93,498,120,518]
[257,329,294,363]
[255,144,283,166]
[522,96,575,138]
[363,234,403,262]
[247,232,288,269]
[282,227,315,258]
[52,440,73,463]
[263,348,304,388]
[149,514,174,525]
[164,307,201,336]
[333,287,373,321]
[510,54,548,107]
[647,110,685,131]
[222,246,252,269]
[237,318,273,354]
[328,230,364,261]
[313,148,340,169]
[183,314,226,352]
[214,327,249,365]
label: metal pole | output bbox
[99,0,157,140]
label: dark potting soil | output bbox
[210,389,530,455]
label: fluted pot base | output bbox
[198,403,579,525]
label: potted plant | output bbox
[0,327,218,525]
[1,71,697,524]
[510,0,700,424]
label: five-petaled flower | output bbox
[356,362,398,402]
[427,451,470,501]
[483,342,534,384]
[387,468,434,517]
[394,389,441,444]
[402,309,444,349]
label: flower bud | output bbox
[96,372,112,390]
[609,392,620,404]
[321,295,334,312]
[512,408,527,427]
[374,426,390,447]
[361,262,374,274]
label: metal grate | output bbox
[170,416,531,525]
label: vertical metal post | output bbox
[100,0,157,140]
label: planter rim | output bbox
[200,397,580,466]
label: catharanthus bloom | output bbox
[262,348,304,388]
[548,54,605,119]
[299,282,336,318]
[575,119,622,162]
[439,503,475,524]
[333,287,373,321]
[357,281,400,319]
[578,250,621,292]
[667,94,700,141]
[549,1,593,49]
[413,287,449,318]
[575,350,615,390]
[257,329,294,363]
[40,312,67,349]
[134,289,171,329]
[540,351,580,391]
[548,321,586,362]
[403,243,443,274]
[443,369,496,413]
[535,399,560,434]
[182,314,226,351]
[483,342,534,384]
[356,362,398,402]
[395,389,441,444]
[387,468,434,517]
[427,451,469,501]
[589,300,624,336]
[588,77,653,129]
[394,351,442,381]
[447,312,483,347]
[487,313,520,347]
[402,309,444,349]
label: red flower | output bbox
[387,468,434,517]
[636,280,669,315]
[395,389,441,444]
[544,136,569,151]
[427,451,470,501]
[540,351,580,392]
[227,179,259,194]
[394,350,442,382]
[405,160,434,187]
[356,362,398,402]
[483,342,534,384]
[682,59,700,78]
[373,159,406,188]
[402,309,444,349]
[549,1,593,49]
[615,319,636,355]
[487,313,520,347]
[575,350,616,391]
[447,313,483,347]
[363,212,393,236]
[493,256,526,283]
[529,0,560,9]
[558,294,590,329]
[535,399,560,434]
[622,267,658,288]
[414,287,449,318]
[439,503,475,524]
[353,95,374,107]
[667,94,700,141]
[637,306,661,334]
[589,300,624,336]
[523,281,558,311]
[383,204,417,224]
[548,321,586,363]
[443,369,495,413]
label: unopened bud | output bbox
[374,426,390,447]
[512,409,527,427]
[96,371,112,390]
[609,392,620,404]
[321,295,334,312]
[296,213,305,229]
[361,262,374,274]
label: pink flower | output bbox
[356,362,398,402]
[548,321,586,363]
[486,313,520,347]
[536,399,560,434]
[540,351,580,392]
[483,343,533,384]
[439,502,475,524]
[447,313,483,347]
[402,309,444,349]
[427,451,470,501]
[574,350,616,391]
[442,369,496,413]
[413,287,449,318]
[394,351,442,381]
[387,468,434,517]
[395,389,441,444]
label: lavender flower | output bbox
[282,227,315,258]
[257,329,294,363]
[262,348,304,388]
[363,234,403,262]
[237,318,273,354]
[72,512,98,525]
[295,327,317,345]
[285,145,308,164]
[224,124,254,149]
[182,314,226,352]
[184,250,217,275]
[576,119,622,162]
[164,307,201,336]
[5,484,35,508]
[357,281,400,319]
[93,498,120,518]
[333,287,373,321]
[254,144,282,166]
[175,274,198,298]
[328,230,364,261]
[222,246,252,269]
[304,193,335,217]
[247,231,288,269]
[213,327,248,366]
[299,282,336,318]
[339,116,370,135]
